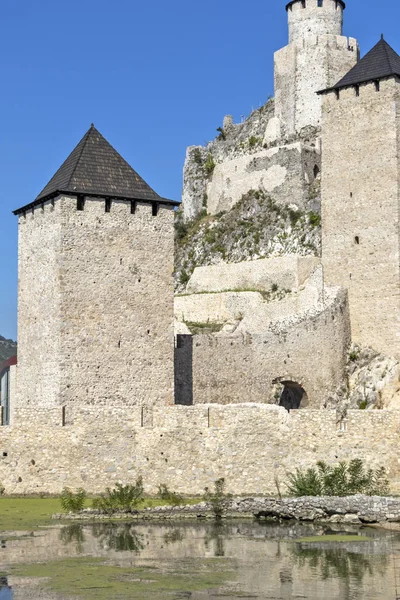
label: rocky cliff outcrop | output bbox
[0,336,17,365]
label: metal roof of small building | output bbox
[285,0,345,10]
[318,36,400,94]
[14,125,178,214]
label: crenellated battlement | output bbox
[287,0,344,43]
[274,0,358,135]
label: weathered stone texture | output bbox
[206,142,320,216]
[287,0,343,43]
[274,35,358,136]
[186,256,319,294]
[275,0,358,135]
[2,406,400,496]
[321,79,400,359]
[178,289,349,407]
[16,196,175,418]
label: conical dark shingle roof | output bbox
[14,125,178,214]
[319,37,400,93]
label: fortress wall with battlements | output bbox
[1,404,400,495]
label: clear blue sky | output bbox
[0,0,398,341]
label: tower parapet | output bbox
[287,0,345,43]
[275,0,357,135]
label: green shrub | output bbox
[289,209,301,227]
[309,212,321,227]
[216,127,226,141]
[192,148,203,165]
[248,136,261,148]
[205,153,216,176]
[287,459,390,497]
[358,400,368,410]
[271,283,279,293]
[180,270,190,286]
[174,219,188,242]
[0,484,5,496]
[93,478,144,515]
[60,488,87,513]
[349,349,360,362]
[204,478,232,520]
[157,484,184,506]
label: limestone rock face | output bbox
[347,346,400,410]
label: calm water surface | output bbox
[1,520,400,599]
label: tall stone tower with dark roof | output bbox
[320,37,400,359]
[14,125,178,423]
[274,0,358,135]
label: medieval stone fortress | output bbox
[0,0,399,495]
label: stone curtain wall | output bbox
[186,256,319,295]
[16,195,175,420]
[206,143,318,216]
[1,406,400,495]
[322,79,400,359]
[182,290,350,406]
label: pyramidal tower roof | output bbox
[14,125,178,214]
[319,37,400,93]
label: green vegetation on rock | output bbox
[174,189,321,292]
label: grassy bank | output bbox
[0,497,198,532]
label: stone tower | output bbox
[320,38,400,359]
[274,0,358,135]
[14,126,178,423]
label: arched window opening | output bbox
[277,380,309,411]
[313,164,320,179]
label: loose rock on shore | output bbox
[53,495,400,525]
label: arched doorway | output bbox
[275,380,309,411]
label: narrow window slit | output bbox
[375,80,380,92]
[152,202,159,217]
[105,198,111,213]
[355,236,360,245]
[77,196,85,211]
[131,200,137,214]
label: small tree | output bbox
[157,484,184,506]
[204,478,232,520]
[60,488,87,513]
[93,477,144,515]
